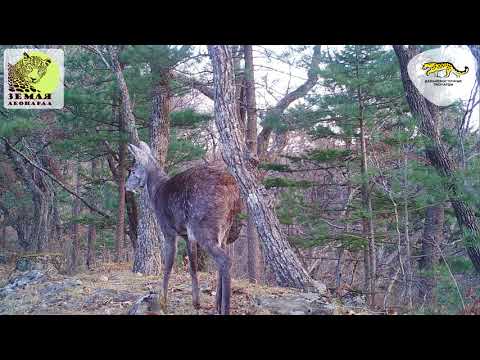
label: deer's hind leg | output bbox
[185,231,200,310]
[214,238,231,313]
[190,223,232,315]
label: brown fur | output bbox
[127,142,243,314]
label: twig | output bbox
[436,242,465,311]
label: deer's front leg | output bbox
[215,270,222,314]
[162,234,177,312]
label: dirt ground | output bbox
[1,262,355,315]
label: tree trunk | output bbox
[4,141,54,253]
[355,45,376,305]
[67,162,81,274]
[244,45,260,283]
[208,45,318,291]
[256,46,321,159]
[87,159,98,270]
[403,147,413,309]
[108,46,162,275]
[87,217,97,269]
[0,223,6,249]
[359,112,376,304]
[394,45,480,273]
[133,191,162,275]
[132,75,174,273]
[468,45,480,85]
[115,112,127,263]
[419,204,444,305]
[125,192,138,249]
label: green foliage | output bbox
[171,109,210,128]
[433,263,465,314]
[447,256,474,273]
[236,212,248,221]
[258,163,291,172]
[307,148,353,163]
[463,229,480,248]
[263,177,315,189]
[167,130,206,171]
[0,116,41,138]
[261,112,288,132]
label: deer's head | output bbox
[126,141,155,193]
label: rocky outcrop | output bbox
[0,270,46,298]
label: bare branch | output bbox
[1,137,111,219]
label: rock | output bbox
[290,310,306,315]
[0,270,46,298]
[63,278,82,287]
[99,276,109,282]
[40,283,65,295]
[341,291,367,308]
[253,292,335,315]
[311,280,327,295]
[112,291,138,303]
[128,292,164,315]
[38,278,82,299]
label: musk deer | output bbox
[126,141,242,315]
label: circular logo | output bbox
[407,46,477,107]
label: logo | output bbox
[4,49,64,109]
[407,46,476,107]
[421,62,469,78]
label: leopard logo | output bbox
[422,62,469,78]
[8,52,52,93]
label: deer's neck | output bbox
[145,161,168,202]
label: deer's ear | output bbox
[128,144,139,157]
[128,143,150,166]
[139,141,152,155]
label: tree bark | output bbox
[355,45,376,305]
[244,45,260,283]
[208,45,318,291]
[125,192,138,249]
[87,159,98,269]
[394,45,480,273]
[115,111,127,263]
[0,223,6,249]
[108,46,162,275]
[103,137,138,250]
[419,204,444,305]
[4,140,55,253]
[257,46,321,159]
[173,46,322,161]
[67,162,81,274]
[468,45,480,85]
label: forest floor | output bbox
[0,261,373,315]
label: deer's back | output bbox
[152,164,241,239]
